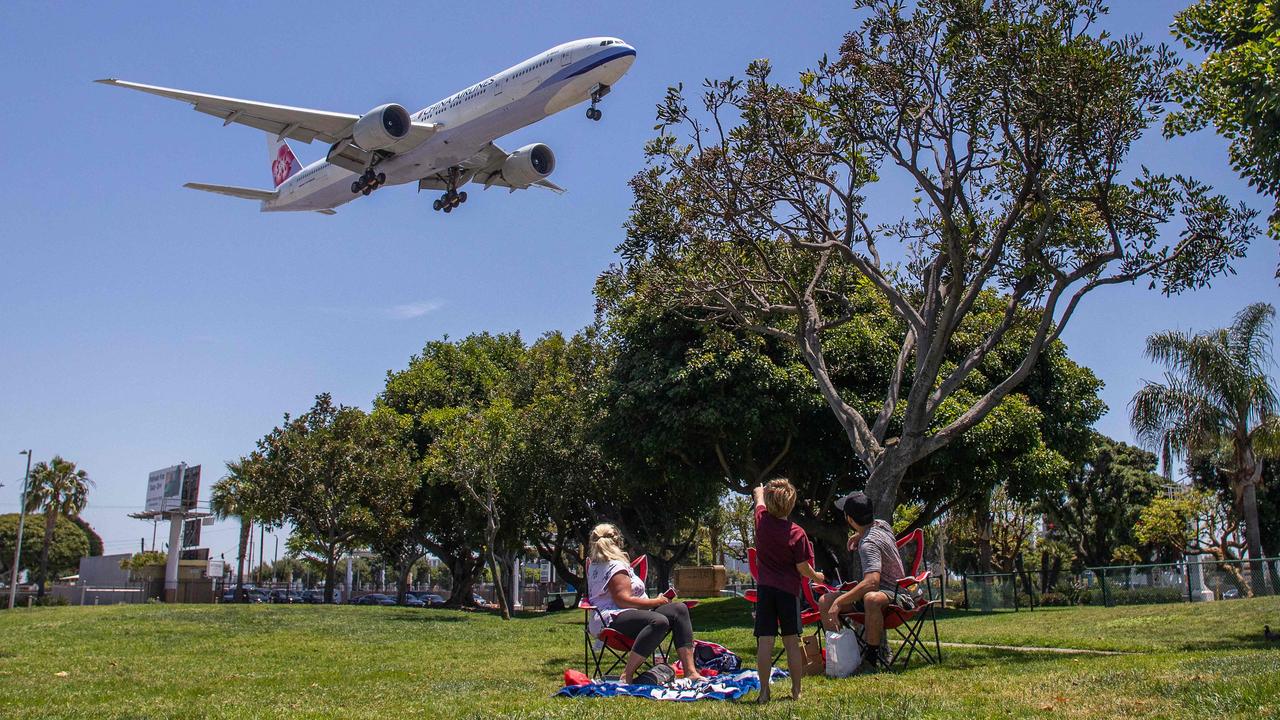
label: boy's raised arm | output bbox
[752,484,766,508]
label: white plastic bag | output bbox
[824,630,861,678]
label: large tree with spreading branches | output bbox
[609,0,1258,519]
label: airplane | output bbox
[97,37,636,216]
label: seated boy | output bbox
[819,491,915,673]
[753,478,825,703]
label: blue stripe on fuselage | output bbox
[536,48,636,91]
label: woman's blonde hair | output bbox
[589,523,630,564]
[764,478,798,518]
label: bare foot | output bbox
[791,685,803,701]
[686,672,706,682]
[755,689,771,705]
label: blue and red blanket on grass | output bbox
[555,668,788,702]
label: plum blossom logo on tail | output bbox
[272,144,300,187]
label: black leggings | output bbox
[609,602,694,658]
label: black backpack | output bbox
[633,663,676,686]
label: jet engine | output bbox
[352,103,412,152]
[500,143,556,187]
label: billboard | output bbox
[144,464,201,512]
[183,517,202,548]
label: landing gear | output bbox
[586,83,611,122]
[350,168,388,195]
[434,189,467,212]
[431,168,468,213]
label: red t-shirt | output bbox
[754,504,814,595]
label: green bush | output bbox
[32,595,69,607]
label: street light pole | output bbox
[8,450,33,610]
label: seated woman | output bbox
[586,523,705,683]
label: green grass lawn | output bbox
[1,597,1277,719]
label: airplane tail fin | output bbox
[269,135,303,187]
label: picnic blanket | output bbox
[555,668,788,702]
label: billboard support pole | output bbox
[162,463,187,602]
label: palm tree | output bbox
[23,456,93,597]
[210,457,257,600]
[1131,303,1280,594]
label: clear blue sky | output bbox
[0,1,1274,565]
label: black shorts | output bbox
[754,584,802,637]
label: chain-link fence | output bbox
[1086,557,1279,606]
[949,556,1280,612]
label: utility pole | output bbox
[7,450,33,610]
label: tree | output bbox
[377,333,531,609]
[1167,0,1280,261]
[1135,488,1250,592]
[24,456,93,597]
[596,278,1102,575]
[209,456,262,599]
[252,394,418,603]
[516,330,611,603]
[1044,433,1169,567]
[0,513,90,585]
[611,0,1258,521]
[1130,303,1279,593]
[428,403,518,619]
[66,515,103,558]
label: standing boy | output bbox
[753,478,825,703]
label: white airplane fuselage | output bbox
[268,37,635,212]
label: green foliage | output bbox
[614,0,1257,520]
[66,515,103,557]
[1043,433,1169,567]
[250,393,418,602]
[119,551,166,572]
[1168,0,1280,251]
[1130,303,1279,569]
[0,513,90,582]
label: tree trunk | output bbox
[396,562,412,605]
[651,555,674,591]
[1241,474,1267,596]
[864,447,916,521]
[236,519,249,599]
[323,556,337,604]
[976,505,994,575]
[36,511,55,598]
[443,554,482,608]
[487,544,509,620]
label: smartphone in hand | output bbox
[662,587,677,600]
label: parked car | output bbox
[416,593,447,607]
[300,589,330,604]
[399,594,426,608]
[220,586,269,604]
[353,593,397,606]
[269,589,304,604]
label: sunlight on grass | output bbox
[0,597,1276,719]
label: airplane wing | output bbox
[183,182,276,200]
[95,79,439,165]
[417,143,567,194]
[96,79,359,144]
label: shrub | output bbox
[32,595,69,607]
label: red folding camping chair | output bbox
[804,528,942,670]
[579,555,698,679]
[745,547,825,663]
